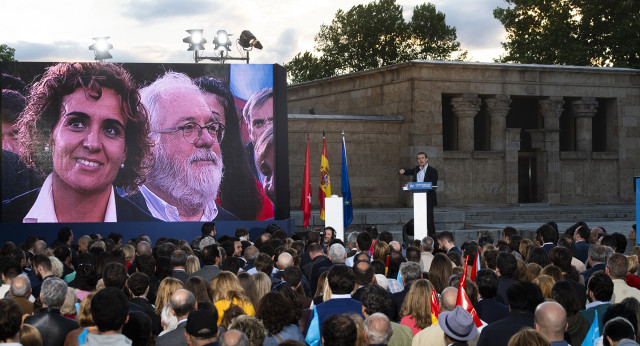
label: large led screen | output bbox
[1,62,290,225]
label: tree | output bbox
[285,0,464,83]
[494,0,640,68]
[0,44,17,62]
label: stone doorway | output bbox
[518,153,537,203]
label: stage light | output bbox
[238,30,263,50]
[213,30,232,51]
[183,29,206,51]
[89,37,113,61]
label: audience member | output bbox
[439,306,478,346]
[579,271,613,331]
[477,281,544,346]
[85,287,131,345]
[156,289,197,346]
[534,301,568,345]
[475,269,509,323]
[184,309,219,346]
[0,299,22,344]
[321,314,357,346]
[607,253,640,303]
[24,278,78,346]
[227,315,267,346]
[551,281,589,346]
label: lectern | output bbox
[403,182,433,242]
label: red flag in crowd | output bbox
[470,251,480,282]
[457,255,483,327]
[301,135,312,227]
[431,289,440,319]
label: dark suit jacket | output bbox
[401,165,438,206]
[477,310,535,346]
[574,241,591,263]
[303,256,333,294]
[156,320,188,346]
[131,297,162,336]
[172,269,189,284]
[2,188,159,222]
[579,302,610,331]
[389,284,411,322]
[125,190,239,221]
[189,265,221,283]
[542,243,556,253]
[476,298,509,324]
[496,277,516,306]
[563,274,587,310]
[581,262,605,286]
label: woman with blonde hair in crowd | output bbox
[519,238,534,260]
[251,272,272,306]
[312,271,329,305]
[64,293,98,346]
[185,255,201,275]
[372,241,390,262]
[212,271,255,325]
[122,244,135,271]
[625,255,640,290]
[238,272,259,307]
[508,328,550,346]
[429,253,454,294]
[524,263,543,282]
[60,287,78,320]
[400,279,435,335]
[154,277,184,315]
[532,275,555,299]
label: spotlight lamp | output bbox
[213,30,232,51]
[89,37,113,61]
[183,29,206,51]
[238,30,263,50]
[184,29,261,63]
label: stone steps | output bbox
[291,204,636,243]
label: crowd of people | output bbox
[0,221,639,346]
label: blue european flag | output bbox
[305,306,320,346]
[341,135,353,229]
[581,309,600,346]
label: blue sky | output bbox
[0,0,507,65]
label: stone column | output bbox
[451,94,481,152]
[505,129,521,205]
[571,98,598,152]
[485,95,511,151]
[539,97,564,204]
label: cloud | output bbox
[122,0,217,22]
[11,41,89,62]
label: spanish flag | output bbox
[319,131,331,220]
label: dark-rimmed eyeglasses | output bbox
[154,121,225,144]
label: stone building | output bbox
[287,60,640,213]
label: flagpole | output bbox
[302,134,312,228]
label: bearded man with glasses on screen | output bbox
[129,71,238,222]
